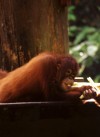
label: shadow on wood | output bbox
[0,102,100,137]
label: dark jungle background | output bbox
[68,0,100,82]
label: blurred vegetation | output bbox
[68,5,100,82]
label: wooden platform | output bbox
[0,101,100,137]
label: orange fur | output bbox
[0,69,8,79]
[0,52,85,103]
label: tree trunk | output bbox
[0,0,69,71]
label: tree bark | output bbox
[0,0,69,70]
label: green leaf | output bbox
[68,14,76,21]
[73,27,96,45]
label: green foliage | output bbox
[68,6,100,82]
[68,6,77,21]
[70,42,100,75]
[73,27,96,45]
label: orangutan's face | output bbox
[60,68,76,91]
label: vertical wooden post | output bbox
[0,0,69,70]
